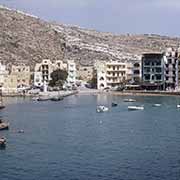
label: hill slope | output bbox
[0,5,65,66]
[0,5,180,67]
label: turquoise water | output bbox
[0,95,180,180]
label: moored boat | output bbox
[37,96,50,101]
[177,105,180,108]
[0,137,6,148]
[112,102,118,107]
[153,104,161,107]
[124,98,136,102]
[0,105,5,109]
[50,96,63,101]
[0,122,9,130]
[128,106,144,111]
[97,106,109,113]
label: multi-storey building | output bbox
[97,60,138,90]
[34,59,67,87]
[77,66,93,81]
[66,60,76,88]
[0,62,8,86]
[142,53,165,90]
[2,64,31,94]
[34,59,53,84]
[164,48,179,89]
[131,61,141,84]
[142,49,180,90]
[10,64,31,88]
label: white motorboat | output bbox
[97,106,109,113]
[124,98,136,102]
[0,137,6,148]
[0,122,9,130]
[177,105,180,108]
[128,106,144,111]
[153,104,161,107]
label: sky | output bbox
[0,0,180,37]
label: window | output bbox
[100,77,104,81]
[156,75,162,80]
[168,59,172,64]
[134,70,140,74]
[134,63,140,68]
[144,74,150,80]
[152,75,155,80]
[156,68,162,73]
[156,61,161,66]
[144,61,150,66]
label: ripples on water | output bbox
[0,95,180,180]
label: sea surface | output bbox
[0,94,180,180]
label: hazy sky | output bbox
[1,0,180,36]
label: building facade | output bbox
[142,53,165,90]
[97,60,138,90]
[77,66,93,81]
[2,64,31,94]
[0,62,8,86]
[131,61,141,84]
[66,60,76,88]
[164,48,179,89]
[34,59,67,87]
[10,64,31,88]
[141,49,180,90]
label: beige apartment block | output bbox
[10,64,31,87]
[77,66,93,81]
[34,59,67,87]
[0,62,8,86]
[97,60,140,90]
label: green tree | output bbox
[49,69,68,88]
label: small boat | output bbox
[50,96,64,101]
[128,106,144,111]
[32,97,39,101]
[124,98,136,102]
[0,122,9,130]
[0,137,6,148]
[112,102,118,107]
[97,106,109,113]
[37,96,50,101]
[0,105,5,109]
[153,104,161,107]
[177,105,180,108]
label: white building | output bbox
[34,59,67,87]
[66,60,76,88]
[34,72,43,87]
[96,60,141,90]
[0,62,8,86]
[96,61,107,89]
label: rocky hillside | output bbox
[54,24,180,66]
[1,5,180,67]
[0,5,65,67]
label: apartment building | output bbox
[10,64,31,88]
[0,62,8,86]
[34,59,67,87]
[97,60,136,90]
[77,66,93,81]
[132,61,141,83]
[66,60,76,88]
[142,53,165,90]
[141,49,180,90]
[164,48,179,89]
